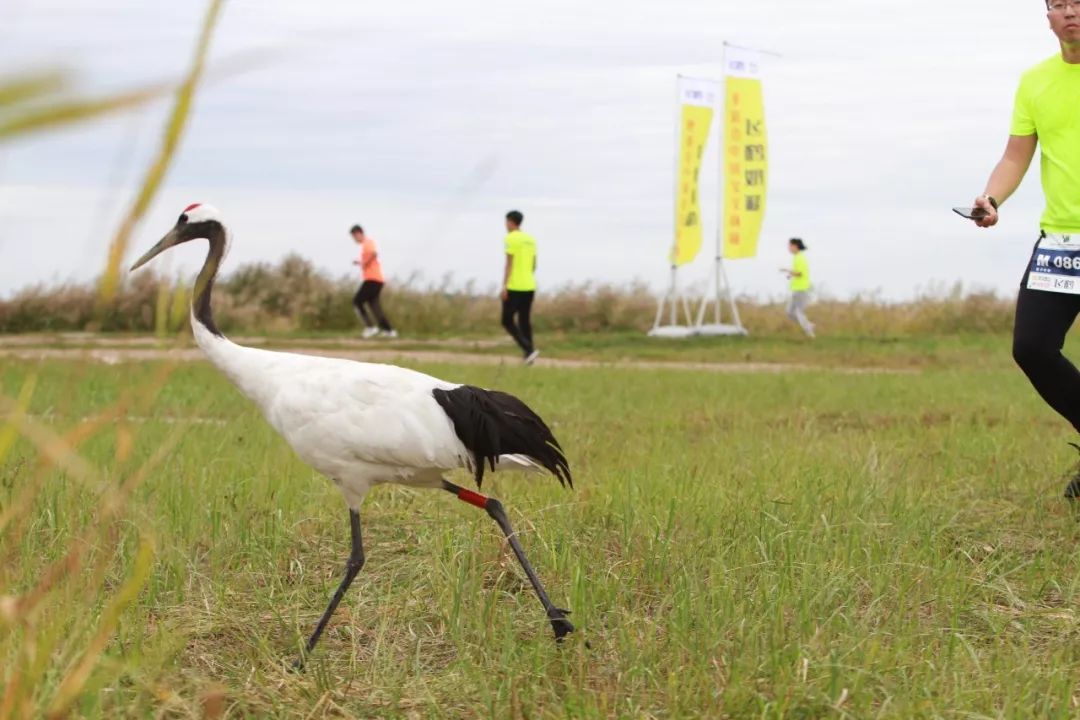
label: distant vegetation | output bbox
[0,253,1015,337]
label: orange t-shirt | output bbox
[359,237,384,283]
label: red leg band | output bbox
[457,488,489,509]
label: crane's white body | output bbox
[192,319,533,508]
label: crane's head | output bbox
[130,203,224,271]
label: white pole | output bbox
[723,40,783,58]
[715,253,723,325]
[690,67,726,332]
[722,259,744,330]
[669,266,678,325]
[669,76,682,329]
[652,274,667,331]
[715,44,729,327]
[652,76,684,333]
[660,76,678,330]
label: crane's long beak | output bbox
[130,228,180,272]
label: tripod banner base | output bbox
[647,324,747,339]
[648,325,698,339]
[696,323,748,337]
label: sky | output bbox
[0,0,1061,302]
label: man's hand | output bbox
[352,260,360,266]
[500,288,509,302]
[973,195,999,228]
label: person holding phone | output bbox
[966,0,1080,496]
[782,238,815,338]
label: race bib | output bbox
[1027,233,1080,295]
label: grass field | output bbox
[0,329,1020,371]
[4,333,1080,718]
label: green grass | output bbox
[4,336,1080,718]
[0,329,1042,371]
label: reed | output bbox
[2,261,1015,338]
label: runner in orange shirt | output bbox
[350,225,397,339]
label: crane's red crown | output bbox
[178,203,222,225]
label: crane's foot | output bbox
[549,607,575,642]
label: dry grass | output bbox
[0,259,1016,338]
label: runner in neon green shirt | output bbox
[505,230,537,292]
[782,238,814,338]
[965,0,1080,497]
[500,210,540,364]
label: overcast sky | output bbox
[0,0,1061,301]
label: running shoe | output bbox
[524,349,540,366]
[361,327,379,339]
[380,329,399,339]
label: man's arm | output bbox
[501,254,513,301]
[973,134,1038,228]
[363,251,378,269]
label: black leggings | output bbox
[353,281,393,331]
[502,291,535,356]
[1013,246,1080,433]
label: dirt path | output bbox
[0,333,506,349]
[0,343,913,376]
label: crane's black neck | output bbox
[190,221,227,338]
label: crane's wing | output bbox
[432,385,572,489]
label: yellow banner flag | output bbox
[672,77,719,267]
[722,48,767,260]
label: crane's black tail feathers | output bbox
[432,385,572,490]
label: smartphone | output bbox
[953,206,990,220]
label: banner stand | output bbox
[649,44,772,340]
[648,70,747,339]
[649,258,743,337]
[649,75,719,340]
[695,256,746,336]
[649,266,698,338]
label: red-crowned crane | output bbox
[130,203,575,667]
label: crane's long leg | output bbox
[295,509,365,668]
[442,480,574,641]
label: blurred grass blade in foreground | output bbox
[45,535,156,720]
[97,0,226,306]
[0,1,227,716]
[0,71,65,109]
[0,74,173,142]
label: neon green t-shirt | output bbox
[1011,54,1080,234]
[504,230,537,292]
[790,252,810,292]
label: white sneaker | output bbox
[380,329,399,339]
[524,350,540,365]
[361,327,379,339]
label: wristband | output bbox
[983,195,999,210]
